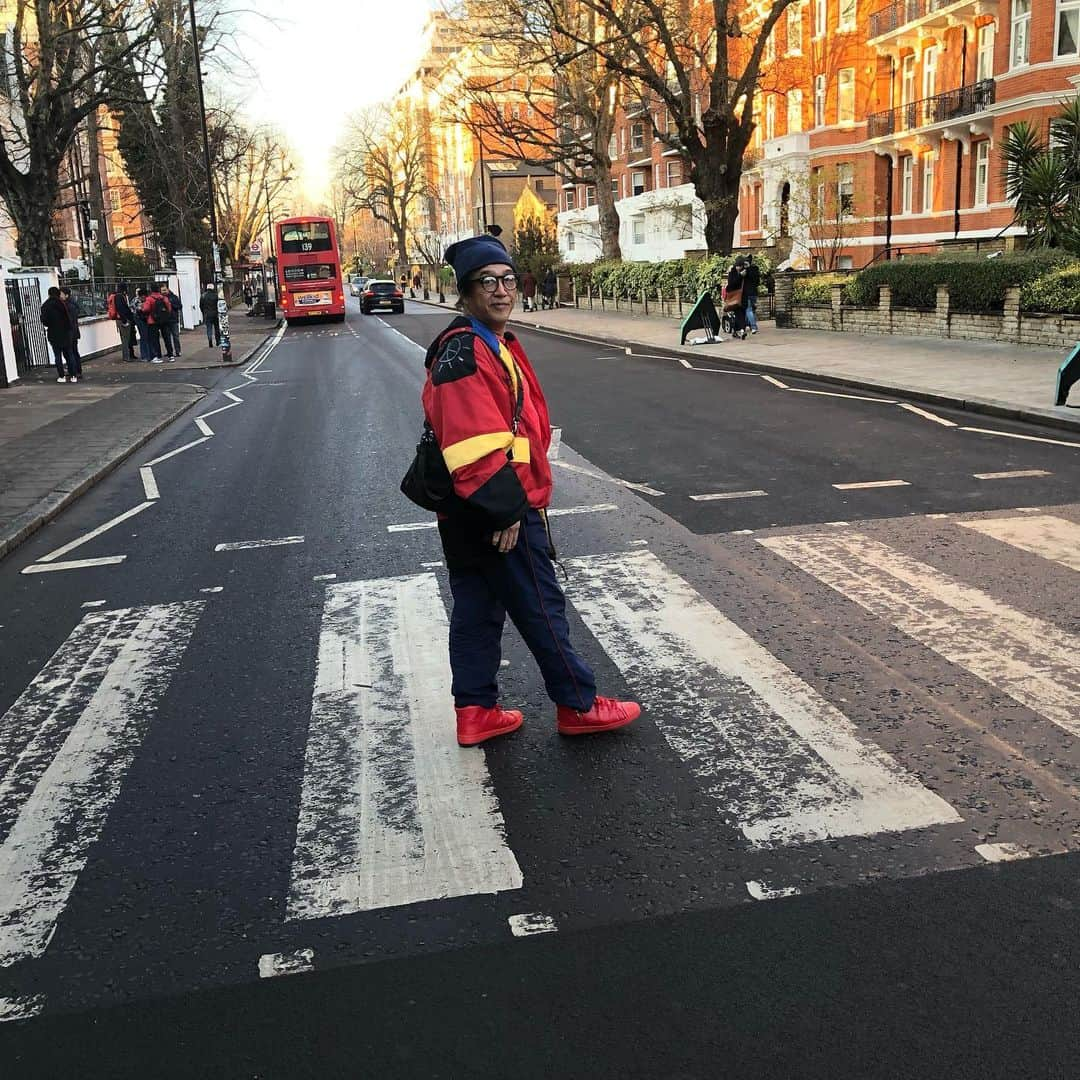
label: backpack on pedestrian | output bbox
[151,293,171,323]
[107,292,118,320]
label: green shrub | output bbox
[564,251,775,301]
[845,251,1070,312]
[793,273,849,305]
[1019,262,1080,313]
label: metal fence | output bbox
[62,278,158,318]
[6,277,51,371]
[867,79,996,139]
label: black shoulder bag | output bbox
[400,349,524,513]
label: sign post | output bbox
[1055,342,1080,407]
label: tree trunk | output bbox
[594,160,621,260]
[85,106,117,281]
[10,176,61,266]
[692,145,745,255]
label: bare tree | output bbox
[0,0,157,264]
[336,105,438,275]
[555,0,799,254]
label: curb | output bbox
[82,326,279,374]
[486,311,1080,437]
[0,386,208,563]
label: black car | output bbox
[361,280,404,315]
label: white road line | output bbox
[833,479,910,490]
[686,365,761,375]
[142,436,212,467]
[0,602,205,967]
[21,556,127,575]
[214,536,305,552]
[975,842,1031,863]
[566,551,959,848]
[899,403,958,426]
[973,469,1051,480]
[0,994,45,1022]
[552,461,664,496]
[690,490,768,501]
[759,532,1080,737]
[420,561,443,568]
[746,881,801,901]
[548,426,562,460]
[81,600,107,609]
[677,357,693,369]
[629,539,649,546]
[194,415,214,437]
[387,504,617,533]
[788,388,895,403]
[959,426,1080,449]
[199,586,224,594]
[258,948,314,978]
[313,573,338,581]
[957,514,1080,572]
[508,913,558,937]
[760,375,789,388]
[286,573,522,919]
[36,501,154,563]
[140,466,160,501]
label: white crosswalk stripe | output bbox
[957,513,1080,573]
[286,574,522,921]
[758,531,1080,737]
[0,602,205,967]
[565,551,959,848]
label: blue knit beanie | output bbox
[444,235,517,289]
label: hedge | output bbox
[1019,262,1080,313]
[844,251,1071,312]
[793,273,850,305]
[563,252,776,302]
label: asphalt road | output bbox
[1,298,1079,1078]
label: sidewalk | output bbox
[0,320,278,560]
[495,304,1079,433]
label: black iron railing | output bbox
[867,79,995,139]
[869,0,956,38]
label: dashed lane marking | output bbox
[81,600,107,609]
[508,913,558,937]
[22,556,127,574]
[387,504,618,533]
[258,949,314,978]
[28,501,154,567]
[760,374,789,388]
[833,479,911,490]
[957,514,1080,573]
[746,881,801,901]
[140,466,160,501]
[313,573,338,582]
[899,403,958,426]
[690,490,768,501]
[214,536,305,552]
[973,469,1052,480]
[975,842,1032,863]
[0,994,45,1022]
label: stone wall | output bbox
[776,276,1080,348]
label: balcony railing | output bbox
[869,0,957,38]
[866,79,995,138]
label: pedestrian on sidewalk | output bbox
[540,268,557,310]
[134,286,154,360]
[412,271,422,298]
[110,283,137,360]
[162,285,183,358]
[725,256,748,340]
[200,284,220,348]
[418,234,640,747]
[521,268,537,312]
[58,286,83,369]
[41,286,80,382]
[140,283,170,363]
[744,254,760,335]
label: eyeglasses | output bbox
[470,273,518,293]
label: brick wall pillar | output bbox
[1003,286,1021,341]
[830,283,844,331]
[774,271,794,328]
[878,285,892,334]
[935,283,950,338]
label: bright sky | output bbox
[230,0,435,205]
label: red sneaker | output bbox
[557,696,640,736]
[456,705,524,747]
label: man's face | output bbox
[465,262,515,330]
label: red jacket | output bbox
[141,293,172,324]
[422,317,552,530]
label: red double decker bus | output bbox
[275,216,346,324]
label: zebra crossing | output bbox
[1,507,1079,1006]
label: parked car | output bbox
[361,280,404,315]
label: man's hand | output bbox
[491,521,521,553]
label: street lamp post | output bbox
[187,0,231,361]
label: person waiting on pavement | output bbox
[420,235,640,747]
[743,255,760,335]
[162,285,183,358]
[110,282,137,360]
[41,285,80,382]
[520,268,537,312]
[58,286,82,369]
[134,286,153,360]
[540,268,557,310]
[200,284,220,347]
[725,256,748,340]
[141,283,172,363]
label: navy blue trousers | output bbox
[448,509,596,712]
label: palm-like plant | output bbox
[1001,97,1080,251]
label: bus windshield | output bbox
[279,222,333,254]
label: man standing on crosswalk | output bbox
[422,235,640,747]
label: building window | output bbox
[567,231,576,251]
[674,205,693,239]
[565,189,576,211]
[838,255,854,270]
[631,122,645,151]
[838,68,855,124]
[609,135,617,160]
[788,3,803,54]
[976,21,996,79]
[922,45,937,100]
[788,88,803,132]
[535,179,546,192]
[631,171,646,196]
[813,256,825,271]
[1058,0,1080,55]
[901,53,915,107]
[837,163,854,214]
[814,0,827,36]
[1012,0,1030,66]
[631,215,646,244]
[838,0,856,32]
[109,188,123,213]
[812,166,825,215]
[901,156,913,213]
[612,178,620,198]
[765,94,776,140]
[585,185,596,207]
[813,74,826,127]
[922,152,935,213]
[974,140,990,206]
[666,160,683,185]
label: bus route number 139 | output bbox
[302,242,313,251]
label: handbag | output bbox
[723,286,743,310]
[400,344,525,513]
